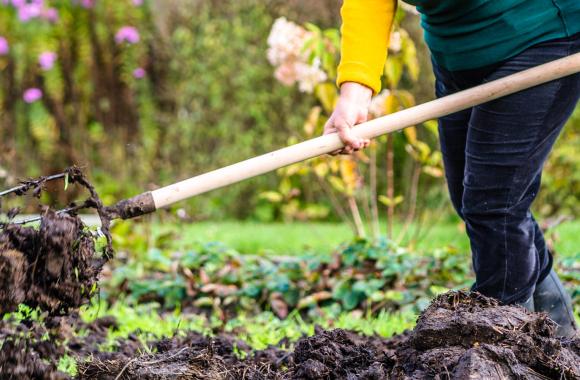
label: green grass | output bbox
[151,219,579,258]
[550,220,580,259]
[80,301,416,351]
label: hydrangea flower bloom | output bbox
[295,61,327,93]
[115,26,140,45]
[0,37,9,56]
[23,88,43,103]
[267,18,327,93]
[266,17,311,66]
[133,67,145,79]
[274,62,298,86]
[39,51,57,70]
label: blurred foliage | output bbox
[535,105,580,217]
[0,0,314,218]
[0,0,577,222]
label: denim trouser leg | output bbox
[434,34,580,304]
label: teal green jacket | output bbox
[407,0,580,70]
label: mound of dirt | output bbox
[390,291,579,379]
[0,167,112,315]
[76,291,580,380]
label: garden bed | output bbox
[1,171,578,379]
[2,291,578,379]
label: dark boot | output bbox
[517,296,534,312]
[534,270,578,338]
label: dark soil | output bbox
[1,291,579,379]
[0,167,112,315]
[72,291,579,380]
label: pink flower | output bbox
[115,26,140,45]
[132,0,143,5]
[133,67,145,79]
[80,0,94,8]
[18,3,43,22]
[11,0,26,7]
[42,7,59,22]
[0,37,9,56]
[23,88,43,103]
[39,51,57,70]
[266,17,311,66]
[274,62,297,86]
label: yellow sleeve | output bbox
[337,0,397,94]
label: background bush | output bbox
[0,0,577,221]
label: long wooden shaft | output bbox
[113,53,580,219]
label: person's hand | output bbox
[323,82,372,155]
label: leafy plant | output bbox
[102,237,472,319]
[265,10,445,240]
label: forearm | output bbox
[337,0,397,94]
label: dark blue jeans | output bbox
[433,33,580,304]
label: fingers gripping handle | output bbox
[116,53,580,217]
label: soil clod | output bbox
[0,167,112,315]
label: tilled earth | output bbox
[1,291,578,380]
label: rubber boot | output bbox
[517,296,534,312]
[534,270,578,338]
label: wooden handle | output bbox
[150,53,580,210]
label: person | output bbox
[324,0,579,337]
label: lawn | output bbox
[151,218,579,259]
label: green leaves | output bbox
[379,195,404,207]
[104,236,477,317]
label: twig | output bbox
[385,134,394,239]
[114,357,138,380]
[114,346,190,380]
[2,202,91,227]
[0,173,66,197]
[315,175,355,232]
[396,162,421,244]
[348,196,366,238]
[369,142,380,238]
